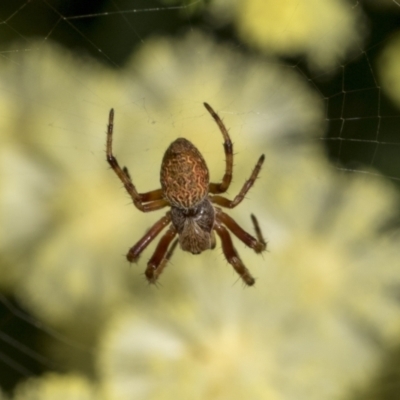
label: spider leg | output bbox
[204,103,233,194]
[251,214,267,250]
[210,231,216,250]
[145,226,177,283]
[106,109,168,212]
[123,167,164,202]
[127,213,171,262]
[210,154,264,208]
[151,239,179,283]
[214,221,255,286]
[215,209,266,253]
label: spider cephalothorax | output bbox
[106,103,266,286]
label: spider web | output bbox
[1,1,400,399]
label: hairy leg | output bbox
[211,154,265,208]
[106,109,168,212]
[204,103,234,194]
[251,214,267,250]
[214,222,255,286]
[216,209,266,253]
[151,239,179,283]
[127,213,171,262]
[145,226,177,283]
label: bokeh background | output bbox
[1,0,400,399]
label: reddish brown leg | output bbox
[127,213,171,262]
[216,209,266,253]
[106,109,168,212]
[251,214,267,249]
[151,239,179,283]
[204,103,234,194]
[145,226,177,283]
[214,222,255,286]
[123,167,164,202]
[211,154,265,208]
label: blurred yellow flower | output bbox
[209,0,366,70]
[379,32,400,109]
[13,374,96,400]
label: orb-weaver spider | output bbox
[106,103,266,285]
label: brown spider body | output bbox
[106,103,267,286]
[161,138,215,254]
[160,138,209,208]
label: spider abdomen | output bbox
[160,138,209,208]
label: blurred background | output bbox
[1,0,400,399]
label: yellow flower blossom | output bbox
[209,0,366,70]
[13,374,96,400]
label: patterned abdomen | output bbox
[160,138,209,208]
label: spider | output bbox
[106,103,266,286]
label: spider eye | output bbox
[183,206,201,217]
